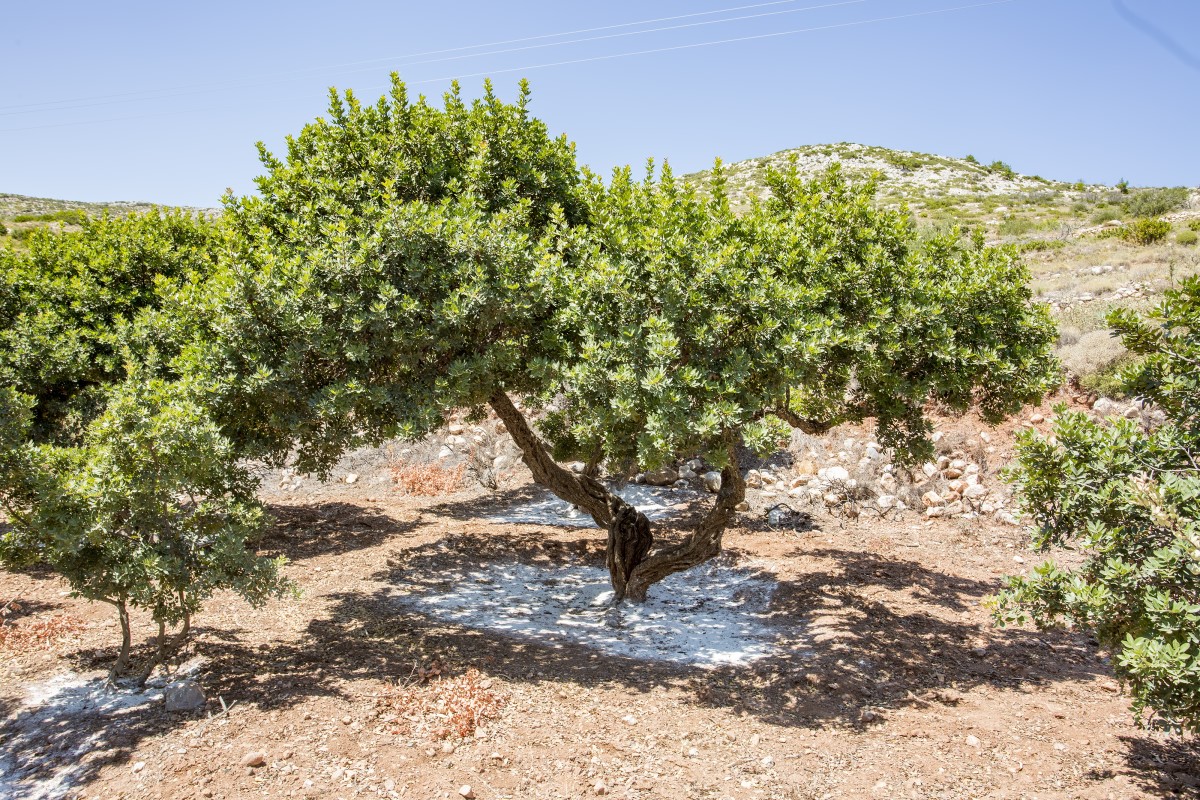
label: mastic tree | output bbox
[0,212,291,679]
[193,75,1059,601]
[0,379,291,681]
[0,210,219,445]
[994,277,1200,732]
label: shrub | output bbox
[1017,239,1067,254]
[1189,219,1200,232]
[988,160,1016,180]
[1117,179,1130,194]
[1123,187,1189,218]
[11,210,88,226]
[392,462,466,496]
[1121,218,1171,245]
[1057,328,1126,381]
[964,154,978,164]
[0,380,291,680]
[0,210,218,445]
[1178,230,1199,246]
[0,222,6,236]
[1090,206,1120,225]
[998,216,1036,236]
[994,277,1200,731]
[1073,181,1085,192]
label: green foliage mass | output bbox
[1121,218,1172,246]
[995,277,1200,731]
[182,77,584,473]
[542,160,1059,470]
[12,209,89,225]
[0,211,284,676]
[0,211,219,445]
[1123,187,1189,219]
[188,77,1058,478]
[1177,230,1198,246]
[0,379,291,674]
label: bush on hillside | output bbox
[995,277,1200,732]
[1123,187,1189,219]
[1178,230,1198,246]
[1121,218,1172,245]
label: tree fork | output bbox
[622,454,745,602]
[489,390,747,603]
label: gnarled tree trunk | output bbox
[488,391,746,603]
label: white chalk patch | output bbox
[0,663,203,800]
[395,558,777,667]
[484,484,691,527]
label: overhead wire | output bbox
[0,0,865,116]
[0,0,1017,134]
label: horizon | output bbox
[2,0,1198,206]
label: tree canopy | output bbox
[187,75,1058,599]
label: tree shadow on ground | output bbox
[3,507,1189,797]
[257,501,423,561]
[0,675,188,800]
[1119,734,1200,797]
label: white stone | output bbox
[703,472,722,493]
[826,466,850,482]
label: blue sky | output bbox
[1,0,1197,206]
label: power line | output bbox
[0,1,1017,134]
[0,0,854,116]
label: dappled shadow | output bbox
[1,599,62,622]
[258,501,422,561]
[0,674,191,800]
[182,531,1110,734]
[1118,733,1200,797]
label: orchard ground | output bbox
[2,391,1198,800]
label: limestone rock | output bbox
[164,680,206,712]
[644,468,679,487]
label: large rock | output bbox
[922,491,945,508]
[703,471,722,493]
[643,468,679,487]
[825,466,850,482]
[164,680,206,712]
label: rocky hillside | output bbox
[0,192,162,218]
[683,142,1071,210]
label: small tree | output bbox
[192,76,1060,601]
[994,277,1200,731]
[0,380,291,681]
[0,211,289,679]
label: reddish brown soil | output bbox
[2,404,1197,800]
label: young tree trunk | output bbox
[107,599,132,683]
[489,391,746,602]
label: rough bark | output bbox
[488,391,612,527]
[489,390,746,603]
[622,454,745,602]
[606,494,653,601]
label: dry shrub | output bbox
[391,462,465,495]
[1058,328,1126,380]
[377,667,506,740]
[0,603,85,652]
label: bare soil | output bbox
[2,409,1198,800]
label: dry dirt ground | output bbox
[2,408,1198,800]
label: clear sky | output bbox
[1,0,1197,207]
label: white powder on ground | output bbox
[0,664,201,800]
[484,484,692,527]
[394,557,778,667]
